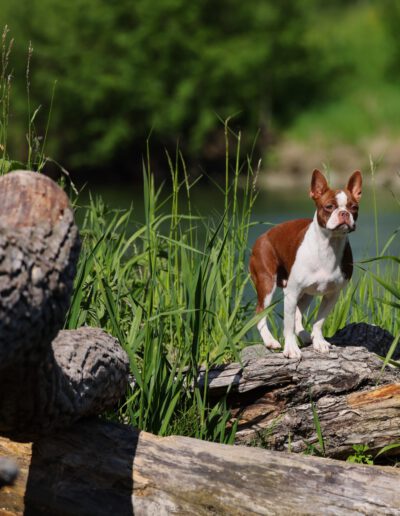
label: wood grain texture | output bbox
[1,419,400,515]
[0,328,129,436]
[200,338,400,457]
[0,170,70,229]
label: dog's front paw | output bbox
[259,327,281,350]
[283,339,302,359]
[312,337,330,354]
[263,338,281,350]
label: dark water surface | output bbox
[82,184,399,260]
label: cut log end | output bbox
[0,327,130,437]
[0,171,70,229]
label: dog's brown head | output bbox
[310,169,362,233]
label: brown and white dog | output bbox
[250,169,362,359]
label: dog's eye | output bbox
[350,204,358,212]
[324,204,334,211]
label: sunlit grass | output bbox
[66,125,266,441]
[66,135,399,444]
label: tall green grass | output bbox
[66,126,268,441]
[0,27,56,175]
[66,142,399,442]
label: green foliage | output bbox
[0,26,13,175]
[375,443,400,460]
[0,0,328,171]
[347,444,374,465]
[379,1,400,79]
[356,253,400,379]
[0,26,56,174]
[303,396,326,457]
[66,127,259,440]
[287,2,400,145]
[347,442,400,465]
[310,397,325,457]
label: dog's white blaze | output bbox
[336,190,347,208]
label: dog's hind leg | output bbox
[295,294,312,344]
[255,277,281,349]
[250,240,281,350]
[312,291,340,353]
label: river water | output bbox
[85,183,399,260]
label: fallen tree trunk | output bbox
[200,340,400,458]
[1,419,400,515]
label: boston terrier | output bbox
[250,169,362,359]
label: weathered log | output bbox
[200,339,400,457]
[0,171,129,435]
[0,328,129,436]
[1,419,400,515]
[0,171,80,366]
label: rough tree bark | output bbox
[0,171,80,366]
[0,171,129,435]
[200,338,400,458]
[1,419,400,516]
[0,327,129,435]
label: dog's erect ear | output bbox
[310,169,329,200]
[346,170,362,202]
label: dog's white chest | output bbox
[289,221,347,296]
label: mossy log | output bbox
[0,171,129,436]
[200,336,400,458]
[1,419,400,515]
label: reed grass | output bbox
[66,127,267,441]
[66,144,399,443]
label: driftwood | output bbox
[1,419,400,515]
[0,171,129,436]
[200,332,400,458]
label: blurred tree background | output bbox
[0,0,399,183]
